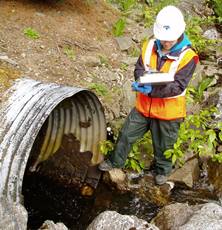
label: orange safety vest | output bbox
[135,39,198,120]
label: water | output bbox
[22,173,159,230]
[22,168,219,230]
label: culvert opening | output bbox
[21,91,107,229]
[22,90,106,188]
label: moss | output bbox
[0,63,21,95]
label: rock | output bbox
[168,158,200,188]
[39,220,68,230]
[35,134,101,190]
[121,56,138,66]
[203,87,222,123]
[179,203,222,230]
[152,203,195,230]
[103,168,128,191]
[115,37,133,51]
[109,168,126,183]
[217,57,222,67]
[0,198,28,230]
[179,0,209,17]
[80,55,101,67]
[203,28,220,40]
[204,65,220,77]
[35,12,45,17]
[208,160,222,197]
[132,27,153,43]
[87,210,159,230]
[153,202,222,230]
[217,145,222,153]
[135,174,173,206]
[189,62,204,88]
[121,79,136,113]
[0,55,18,66]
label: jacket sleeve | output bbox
[134,55,145,81]
[150,58,197,98]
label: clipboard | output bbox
[138,71,174,85]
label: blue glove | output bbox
[131,82,152,95]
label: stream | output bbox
[22,170,218,230]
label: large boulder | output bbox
[152,203,195,230]
[153,202,222,230]
[87,210,159,230]
[168,158,200,188]
[179,203,222,230]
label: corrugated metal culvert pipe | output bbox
[0,78,106,203]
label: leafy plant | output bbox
[164,107,222,165]
[208,0,222,17]
[99,130,153,172]
[99,140,114,156]
[23,27,40,39]
[196,77,213,100]
[63,46,76,60]
[88,83,109,96]
[107,0,136,12]
[187,77,213,102]
[185,15,218,53]
[125,132,152,172]
[164,71,222,165]
[120,0,136,12]
[112,18,126,37]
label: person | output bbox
[99,5,199,185]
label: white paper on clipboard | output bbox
[139,72,174,85]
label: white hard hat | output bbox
[153,5,186,41]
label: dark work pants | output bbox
[109,107,182,175]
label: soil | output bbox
[0,0,121,87]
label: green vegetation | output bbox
[107,0,136,12]
[23,27,40,39]
[63,46,76,60]
[112,18,126,37]
[119,0,136,12]
[99,55,110,68]
[185,16,218,54]
[99,131,152,173]
[99,140,114,156]
[164,107,222,165]
[208,0,222,17]
[164,78,222,165]
[120,62,129,71]
[125,132,152,172]
[128,46,140,57]
[88,83,109,96]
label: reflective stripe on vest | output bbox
[136,40,197,120]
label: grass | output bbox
[23,27,40,39]
[88,83,109,96]
[112,18,126,37]
[63,46,76,60]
